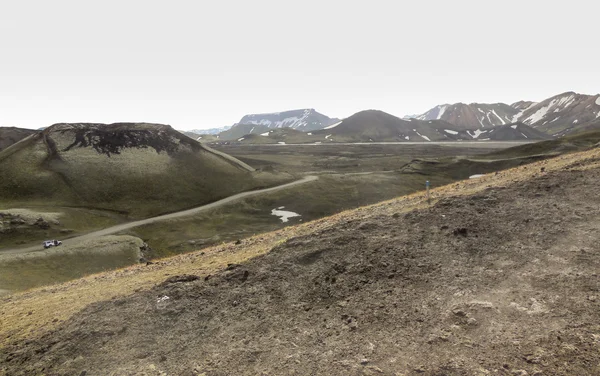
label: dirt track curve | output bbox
[2,175,317,255]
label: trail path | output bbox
[1,176,318,255]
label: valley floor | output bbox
[2,148,600,375]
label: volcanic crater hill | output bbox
[0,123,290,217]
[219,109,339,140]
[0,127,37,151]
[2,147,600,375]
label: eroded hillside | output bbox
[1,147,600,375]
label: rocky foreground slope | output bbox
[2,148,600,375]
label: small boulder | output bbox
[161,274,200,285]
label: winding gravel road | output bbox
[1,175,318,256]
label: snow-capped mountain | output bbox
[219,109,339,140]
[188,125,232,135]
[312,110,548,143]
[407,92,600,136]
[515,92,600,136]
[238,109,337,131]
[406,103,520,130]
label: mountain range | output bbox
[3,91,599,146]
[212,91,600,143]
[218,109,339,140]
[309,110,549,142]
[406,91,600,137]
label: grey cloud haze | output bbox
[0,0,598,130]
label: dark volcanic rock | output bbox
[53,123,202,157]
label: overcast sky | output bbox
[1,0,598,130]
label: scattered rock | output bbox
[161,275,200,285]
[357,221,378,231]
[452,309,467,317]
[34,217,50,229]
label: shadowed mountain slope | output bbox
[0,127,37,151]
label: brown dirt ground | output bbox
[2,148,600,375]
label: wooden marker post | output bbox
[426,180,431,205]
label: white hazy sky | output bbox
[1,0,598,130]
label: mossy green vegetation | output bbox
[0,123,291,218]
[0,235,142,292]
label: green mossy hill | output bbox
[0,123,290,218]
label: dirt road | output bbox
[1,175,318,256]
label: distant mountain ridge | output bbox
[516,92,600,135]
[219,109,339,140]
[310,110,547,143]
[406,91,600,136]
[406,103,519,129]
[188,125,231,135]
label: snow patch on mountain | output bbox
[524,104,552,124]
[491,110,506,125]
[436,105,448,120]
[522,94,579,125]
[467,129,486,139]
[415,105,447,121]
[512,102,537,122]
[324,121,342,129]
[414,131,430,141]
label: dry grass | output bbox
[1,147,599,349]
